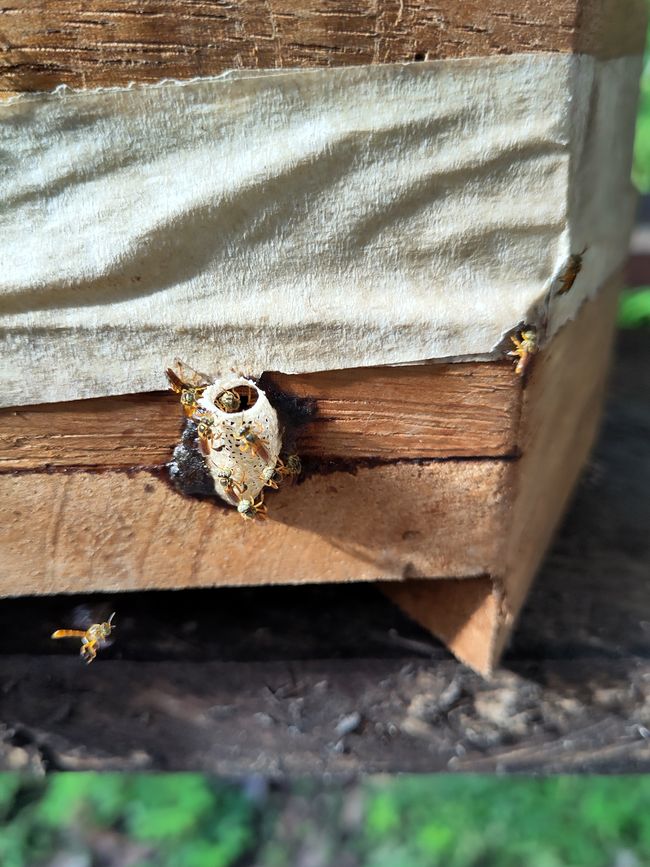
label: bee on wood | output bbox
[215,389,241,413]
[237,492,268,521]
[555,248,587,296]
[283,454,302,479]
[260,455,301,489]
[214,467,245,505]
[236,422,271,464]
[51,612,116,664]
[508,328,538,377]
[193,409,217,456]
[165,360,211,418]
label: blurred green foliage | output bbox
[360,776,650,867]
[2,773,650,867]
[0,774,255,867]
[624,16,650,326]
[619,287,650,327]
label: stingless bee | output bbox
[237,492,268,520]
[508,328,538,377]
[165,360,211,418]
[215,389,241,413]
[283,454,302,478]
[214,467,245,505]
[193,409,217,456]
[260,462,284,489]
[51,612,116,664]
[235,422,271,464]
[555,248,587,296]
[260,455,302,489]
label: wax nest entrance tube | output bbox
[197,377,282,509]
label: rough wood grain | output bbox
[0,362,520,468]
[0,327,646,772]
[0,277,620,676]
[498,265,621,628]
[0,460,511,598]
[1,329,646,774]
[383,275,621,672]
[1,0,644,94]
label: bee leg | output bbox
[80,638,97,662]
[515,352,529,376]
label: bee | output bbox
[260,455,301,489]
[508,328,538,377]
[260,464,280,489]
[193,409,217,456]
[555,248,587,296]
[165,360,211,418]
[235,422,271,464]
[214,466,245,505]
[237,492,268,521]
[283,454,302,479]
[51,612,116,664]
[215,389,241,413]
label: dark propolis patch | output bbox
[167,420,218,499]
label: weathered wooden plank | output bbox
[383,274,621,672]
[0,460,510,598]
[1,0,644,94]
[1,325,646,773]
[0,276,621,675]
[499,266,622,622]
[0,362,520,468]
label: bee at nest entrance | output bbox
[166,361,301,520]
[214,384,259,414]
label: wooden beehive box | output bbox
[0,0,644,673]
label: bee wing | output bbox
[70,604,95,629]
[70,604,114,628]
[165,367,186,393]
[255,442,272,464]
[172,358,211,389]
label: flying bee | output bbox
[193,409,216,456]
[508,328,538,377]
[165,360,211,418]
[555,248,587,296]
[215,389,241,413]
[235,422,271,464]
[237,492,268,520]
[214,466,245,505]
[51,612,116,664]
